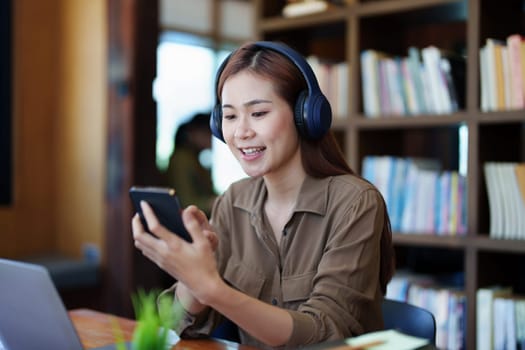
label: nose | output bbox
[233,116,254,140]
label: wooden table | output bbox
[69,308,259,350]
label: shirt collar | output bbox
[233,175,331,217]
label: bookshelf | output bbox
[253,0,525,349]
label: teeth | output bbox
[242,147,263,155]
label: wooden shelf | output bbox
[393,234,525,254]
[258,8,348,32]
[477,109,525,124]
[352,113,469,129]
[473,236,525,254]
[357,0,466,18]
[255,1,525,349]
[392,233,469,249]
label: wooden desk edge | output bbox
[68,308,259,350]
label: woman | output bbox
[132,41,395,349]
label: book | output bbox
[378,58,392,116]
[504,163,525,239]
[476,286,512,350]
[493,296,517,350]
[516,299,525,349]
[414,169,438,233]
[361,50,385,117]
[345,329,430,350]
[501,46,513,109]
[389,158,410,232]
[421,46,453,114]
[484,162,504,238]
[448,172,459,234]
[407,47,428,114]
[334,61,349,117]
[400,158,441,233]
[506,34,525,109]
[446,291,467,350]
[515,164,525,207]
[485,38,507,111]
[384,57,406,116]
[303,329,433,350]
[437,172,451,235]
[480,45,490,111]
[400,57,420,115]
[454,173,467,235]
[441,51,466,111]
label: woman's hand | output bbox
[132,202,221,304]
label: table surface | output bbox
[69,308,259,350]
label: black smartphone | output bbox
[129,186,192,242]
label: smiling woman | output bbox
[0,0,12,205]
[132,41,395,350]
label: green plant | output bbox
[130,288,184,350]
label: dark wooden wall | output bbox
[0,0,12,205]
[105,0,167,318]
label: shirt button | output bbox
[271,298,278,305]
[282,228,287,236]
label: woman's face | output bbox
[220,70,302,179]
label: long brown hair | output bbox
[217,41,395,294]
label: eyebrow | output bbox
[222,99,273,109]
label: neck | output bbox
[264,168,305,207]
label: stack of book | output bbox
[477,286,525,350]
[480,34,525,112]
[360,47,465,118]
[361,156,467,235]
[387,272,466,350]
[483,162,525,239]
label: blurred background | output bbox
[0,0,255,317]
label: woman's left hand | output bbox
[132,202,221,304]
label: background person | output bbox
[165,112,216,215]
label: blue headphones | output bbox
[210,41,332,142]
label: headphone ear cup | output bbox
[294,90,332,139]
[210,104,224,142]
[294,90,309,138]
[307,92,332,139]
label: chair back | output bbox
[211,318,240,343]
[382,298,436,344]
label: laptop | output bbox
[0,258,127,350]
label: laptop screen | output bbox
[0,258,84,350]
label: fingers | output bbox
[131,213,162,249]
[139,201,181,241]
[131,213,144,239]
[203,229,219,251]
[133,202,217,264]
[181,206,210,244]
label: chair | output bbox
[382,298,437,345]
[211,318,241,343]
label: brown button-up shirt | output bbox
[170,174,386,349]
